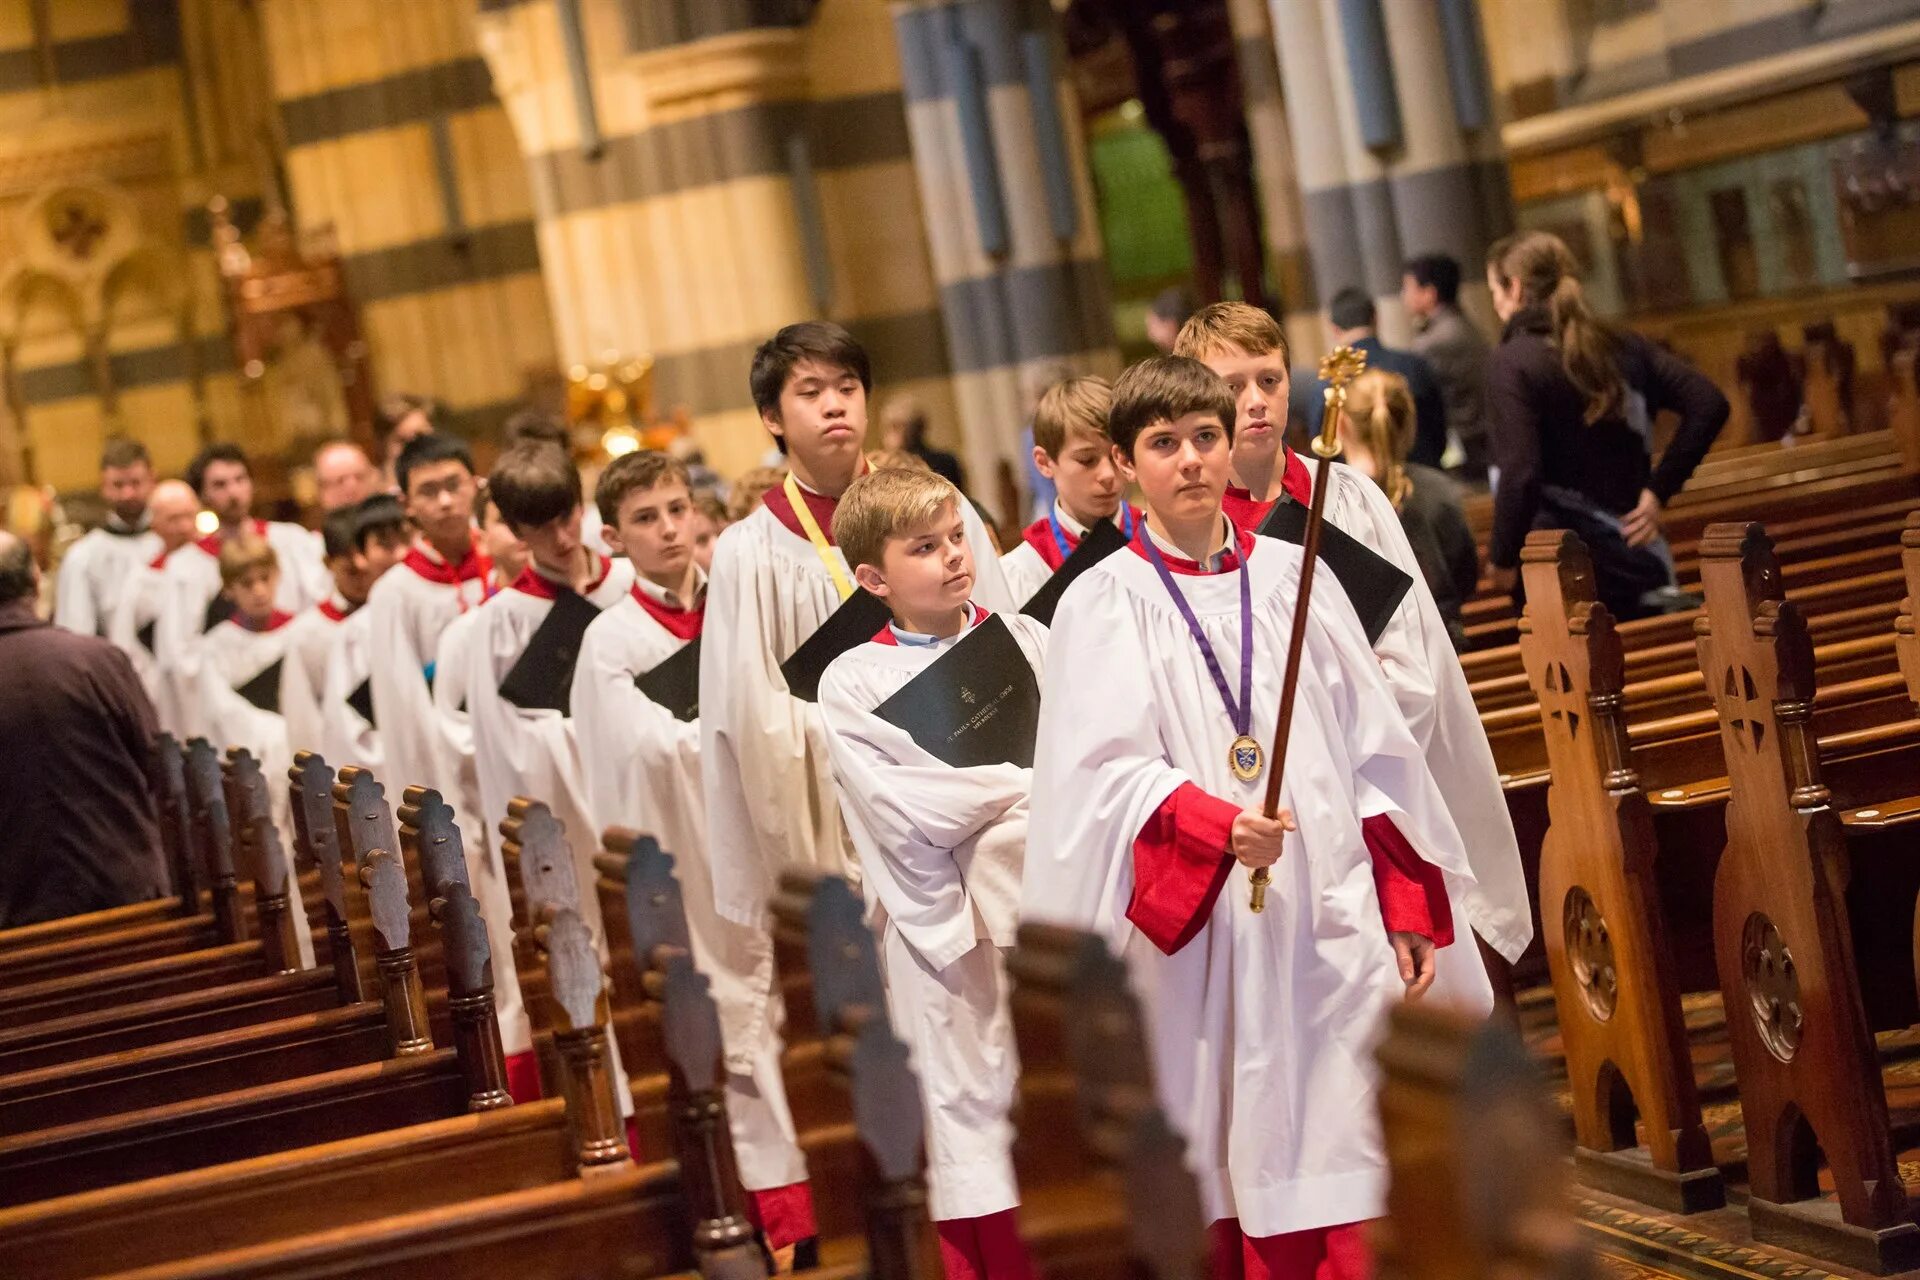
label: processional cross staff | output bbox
[1249,345,1367,914]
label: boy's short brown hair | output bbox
[488,442,581,532]
[693,490,728,525]
[831,467,963,572]
[594,449,690,526]
[1172,301,1291,367]
[1032,375,1113,457]
[1107,357,1237,456]
[218,535,278,589]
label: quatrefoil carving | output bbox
[1742,913,1803,1062]
[1722,664,1765,751]
[1563,887,1616,1022]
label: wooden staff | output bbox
[1250,346,1367,913]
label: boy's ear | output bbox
[759,405,785,440]
[1031,443,1057,482]
[852,561,890,599]
[600,521,622,558]
[1110,441,1137,485]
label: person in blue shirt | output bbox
[1297,288,1448,468]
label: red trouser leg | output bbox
[504,1049,543,1104]
[1216,1220,1374,1280]
[937,1209,1033,1280]
[746,1182,819,1250]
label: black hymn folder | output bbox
[235,658,283,715]
[1255,496,1413,646]
[780,589,891,704]
[635,637,700,722]
[203,596,236,633]
[347,677,377,729]
[873,615,1040,770]
[498,590,602,715]
[135,619,156,654]
[1019,516,1128,627]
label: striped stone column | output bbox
[477,0,959,478]
[258,0,558,440]
[889,0,1118,496]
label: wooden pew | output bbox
[1692,521,1920,1271]
[1517,530,1721,1213]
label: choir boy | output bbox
[818,467,1044,1280]
[455,441,631,1094]
[690,489,728,572]
[570,450,815,1258]
[55,437,159,636]
[699,323,1011,1261]
[281,495,407,757]
[1024,356,1472,1278]
[1175,303,1530,995]
[999,374,1137,608]
[155,444,327,738]
[105,479,200,731]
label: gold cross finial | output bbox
[1312,345,1369,458]
[1318,345,1368,388]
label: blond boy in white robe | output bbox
[1024,357,1470,1280]
[999,376,1138,608]
[819,468,1043,1280]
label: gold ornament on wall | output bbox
[567,354,682,459]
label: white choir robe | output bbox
[197,614,317,967]
[55,520,159,636]
[319,607,381,773]
[1023,528,1475,1238]
[154,522,328,741]
[461,557,633,1058]
[700,480,1012,1087]
[279,596,352,759]
[998,503,1137,609]
[570,580,807,1193]
[1225,456,1532,988]
[817,607,1044,1222]
[106,552,185,733]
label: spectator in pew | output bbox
[1296,288,1448,468]
[1483,230,1729,622]
[1402,253,1493,480]
[1338,369,1479,650]
[0,529,168,928]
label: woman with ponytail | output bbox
[1484,231,1728,619]
[1339,370,1479,648]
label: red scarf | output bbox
[511,555,612,601]
[1220,447,1312,534]
[195,519,268,558]
[1019,505,1143,571]
[234,609,295,633]
[630,582,704,640]
[1125,520,1256,576]
[871,603,989,646]
[403,542,491,587]
[759,462,870,544]
[317,599,353,623]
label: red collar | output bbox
[630,582,703,640]
[871,603,989,646]
[512,555,612,601]
[148,549,169,571]
[1221,448,1312,534]
[234,609,295,634]
[317,599,354,623]
[403,542,491,586]
[1126,520,1256,576]
[761,480,842,544]
[195,518,268,557]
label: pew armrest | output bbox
[1839,796,1920,831]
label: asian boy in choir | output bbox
[155,443,328,740]
[362,434,493,859]
[818,468,1044,1280]
[999,375,1137,606]
[197,536,316,964]
[1023,356,1473,1280]
[106,479,201,733]
[282,495,408,759]
[1175,303,1531,998]
[570,450,816,1260]
[455,440,633,1101]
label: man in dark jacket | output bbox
[0,530,167,927]
[1294,288,1449,467]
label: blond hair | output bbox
[1032,375,1113,457]
[1486,230,1622,424]
[1341,370,1414,511]
[866,448,934,474]
[217,535,278,589]
[832,467,962,572]
[1172,301,1292,366]
[728,464,789,522]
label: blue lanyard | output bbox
[1048,504,1134,562]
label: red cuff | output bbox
[1361,815,1453,946]
[1128,782,1240,955]
[747,1181,818,1249]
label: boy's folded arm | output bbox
[1126,781,1239,956]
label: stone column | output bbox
[1226,0,1320,359]
[889,0,1118,499]
[477,0,960,477]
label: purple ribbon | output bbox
[1139,527,1253,739]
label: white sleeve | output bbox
[962,500,1014,612]
[365,583,446,793]
[53,541,96,634]
[278,625,327,758]
[571,616,699,836]
[320,625,379,771]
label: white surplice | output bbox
[1023,532,1474,1237]
[197,615,316,967]
[1308,462,1532,975]
[998,541,1050,609]
[459,557,633,1055]
[279,596,351,759]
[153,522,327,741]
[817,608,1046,1220]
[106,551,184,733]
[55,520,159,637]
[318,607,380,774]
[570,579,807,1192]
